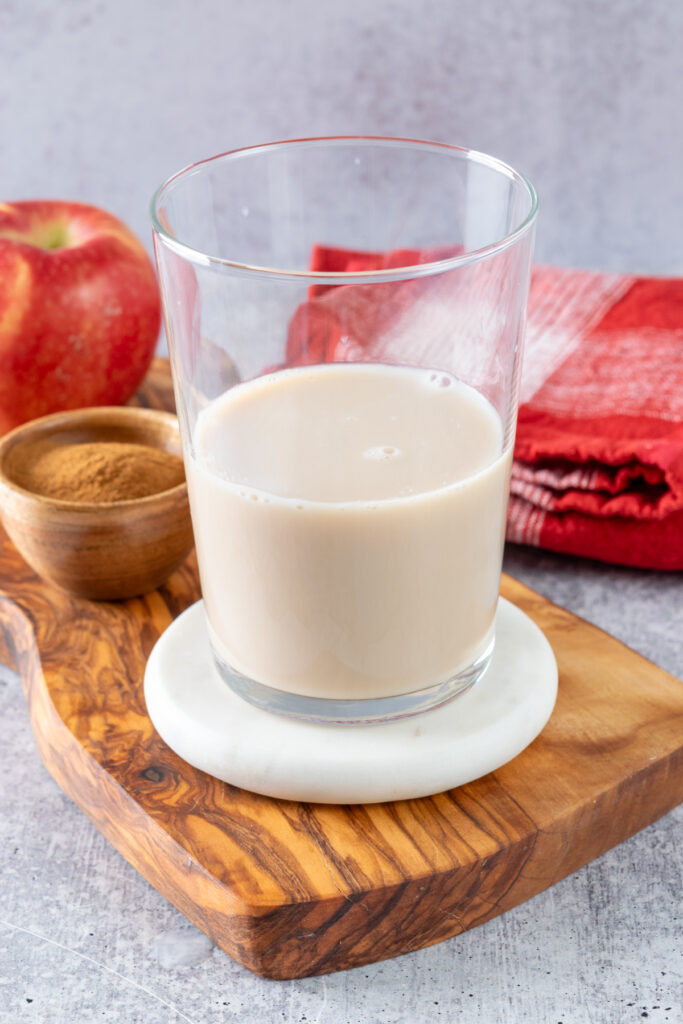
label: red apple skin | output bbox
[0,200,161,434]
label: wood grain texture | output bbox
[0,358,682,980]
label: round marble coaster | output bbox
[144,599,557,804]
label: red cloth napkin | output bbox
[286,247,683,570]
[508,269,683,569]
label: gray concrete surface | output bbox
[1,0,682,275]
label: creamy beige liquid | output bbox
[187,363,511,700]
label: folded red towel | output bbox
[287,248,683,570]
[509,269,683,569]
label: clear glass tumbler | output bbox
[151,136,537,725]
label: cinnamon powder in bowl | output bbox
[13,439,185,503]
[0,407,194,599]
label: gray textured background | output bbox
[1,2,682,1022]
[1,0,682,274]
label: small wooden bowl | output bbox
[0,407,194,600]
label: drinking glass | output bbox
[151,136,537,724]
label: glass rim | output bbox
[150,135,538,282]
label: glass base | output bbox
[211,638,495,726]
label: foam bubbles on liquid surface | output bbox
[428,371,453,389]
[363,445,402,461]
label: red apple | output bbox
[0,200,161,434]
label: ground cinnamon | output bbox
[16,440,185,502]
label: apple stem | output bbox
[38,222,69,250]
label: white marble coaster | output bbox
[144,599,558,804]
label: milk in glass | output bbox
[187,362,511,699]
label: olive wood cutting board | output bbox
[1,359,682,979]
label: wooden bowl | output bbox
[0,407,194,600]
